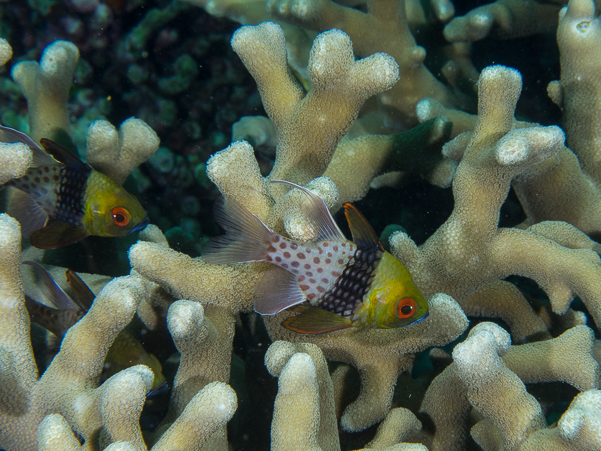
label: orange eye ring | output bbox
[111,207,131,227]
[395,297,417,319]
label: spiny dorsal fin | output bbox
[65,269,95,311]
[40,138,90,170]
[30,221,89,249]
[281,307,353,334]
[270,180,345,242]
[344,203,383,250]
[0,125,56,166]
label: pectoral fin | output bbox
[30,221,89,248]
[282,307,353,334]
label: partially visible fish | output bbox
[202,181,429,334]
[0,126,148,248]
[24,262,167,397]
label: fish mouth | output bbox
[412,310,429,324]
[130,216,150,234]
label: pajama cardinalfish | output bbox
[0,126,148,248]
[202,180,429,334]
[23,261,167,398]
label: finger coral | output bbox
[4,0,601,449]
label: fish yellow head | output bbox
[358,252,429,328]
[83,171,148,237]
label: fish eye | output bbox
[111,207,131,227]
[395,297,416,319]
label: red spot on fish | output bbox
[316,286,325,293]
[338,259,344,265]
[298,275,306,282]
[341,242,346,247]
[290,242,298,250]
[318,247,323,254]
[309,278,316,284]
[333,246,339,252]
[281,263,289,269]
[306,271,313,277]
[266,255,273,262]
[267,245,277,253]
[325,258,331,264]
[272,235,280,242]
[297,253,306,259]
[275,256,282,263]
[304,264,311,270]
[279,242,287,249]
[307,293,316,300]
[305,248,311,253]
[283,252,291,258]
[291,261,299,268]
[317,267,323,273]
[321,278,329,284]
[300,285,310,291]
[323,242,329,247]
[313,257,320,264]
[332,271,340,277]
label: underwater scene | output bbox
[0,0,600,450]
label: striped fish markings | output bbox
[203,181,429,334]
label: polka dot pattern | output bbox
[265,236,381,317]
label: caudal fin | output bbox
[202,197,275,265]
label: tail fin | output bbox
[202,197,275,265]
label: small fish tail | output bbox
[202,197,276,264]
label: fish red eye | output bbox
[111,207,131,227]
[395,297,416,319]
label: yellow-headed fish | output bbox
[0,126,148,248]
[202,180,428,334]
[23,261,167,398]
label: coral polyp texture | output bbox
[2,0,601,449]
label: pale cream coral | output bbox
[0,37,12,66]
[231,21,399,197]
[267,0,470,128]
[449,323,601,451]
[443,0,561,43]
[263,293,468,432]
[36,382,237,451]
[266,343,428,451]
[11,41,79,145]
[0,209,153,450]
[390,65,601,331]
[266,342,340,451]
[85,118,160,185]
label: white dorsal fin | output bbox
[254,266,306,315]
[271,180,345,242]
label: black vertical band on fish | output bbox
[202,180,429,334]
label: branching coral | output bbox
[444,0,562,43]
[266,0,471,128]
[390,65,601,332]
[4,0,601,448]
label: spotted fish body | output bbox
[7,164,90,231]
[0,126,148,248]
[203,181,429,334]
